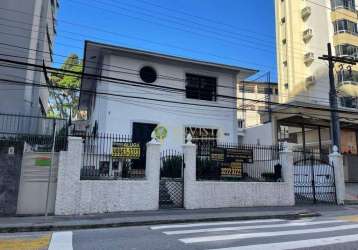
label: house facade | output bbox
[79,41,257,150]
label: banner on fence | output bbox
[112,142,141,159]
[210,147,253,163]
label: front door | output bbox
[132,122,157,169]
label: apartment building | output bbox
[237,81,279,129]
[0,0,59,117]
[273,0,358,183]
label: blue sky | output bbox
[54,0,277,80]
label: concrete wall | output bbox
[0,142,23,215]
[89,54,241,150]
[243,123,275,145]
[55,137,161,215]
[183,142,295,209]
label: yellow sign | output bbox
[221,162,242,178]
[112,142,141,159]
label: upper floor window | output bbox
[335,44,358,58]
[333,19,358,35]
[331,0,356,11]
[185,74,217,101]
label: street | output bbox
[2,209,358,250]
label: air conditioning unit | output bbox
[303,28,313,42]
[304,52,314,64]
[305,76,316,87]
[301,7,312,20]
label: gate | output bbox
[294,150,337,204]
[159,150,184,208]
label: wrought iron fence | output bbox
[160,150,183,179]
[196,142,282,182]
[160,150,184,208]
[80,133,147,180]
[293,149,336,204]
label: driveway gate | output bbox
[294,150,337,204]
[159,150,184,208]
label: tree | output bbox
[49,54,83,119]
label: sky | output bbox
[54,0,277,81]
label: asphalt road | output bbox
[3,210,358,250]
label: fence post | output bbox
[279,142,295,206]
[55,136,83,215]
[182,135,197,209]
[145,137,161,210]
[329,146,345,205]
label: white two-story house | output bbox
[79,41,257,150]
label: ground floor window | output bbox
[185,127,218,155]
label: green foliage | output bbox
[49,54,83,119]
[161,155,183,178]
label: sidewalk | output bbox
[0,205,349,233]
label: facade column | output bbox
[55,137,83,215]
[329,146,345,205]
[280,142,295,206]
[145,138,161,210]
[182,135,197,209]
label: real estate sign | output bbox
[210,147,253,178]
[112,142,141,159]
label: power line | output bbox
[1,57,358,117]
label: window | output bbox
[140,66,157,83]
[335,44,358,58]
[185,127,218,155]
[331,0,356,11]
[333,19,358,35]
[185,73,217,101]
[284,83,289,89]
[39,98,46,116]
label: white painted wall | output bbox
[90,54,241,150]
[243,123,274,145]
[183,143,295,209]
[55,137,161,215]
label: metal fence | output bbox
[196,142,282,182]
[80,133,147,180]
[160,150,184,208]
[0,113,68,135]
[293,149,336,204]
[160,150,183,179]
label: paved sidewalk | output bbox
[0,205,352,233]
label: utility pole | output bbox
[319,43,356,151]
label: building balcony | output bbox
[337,71,358,97]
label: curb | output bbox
[0,212,320,233]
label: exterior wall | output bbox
[55,137,161,215]
[0,0,58,117]
[242,123,275,145]
[90,54,240,150]
[275,0,332,105]
[237,82,279,128]
[275,0,358,108]
[183,142,295,209]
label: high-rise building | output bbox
[275,0,358,108]
[272,0,358,183]
[0,0,59,116]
